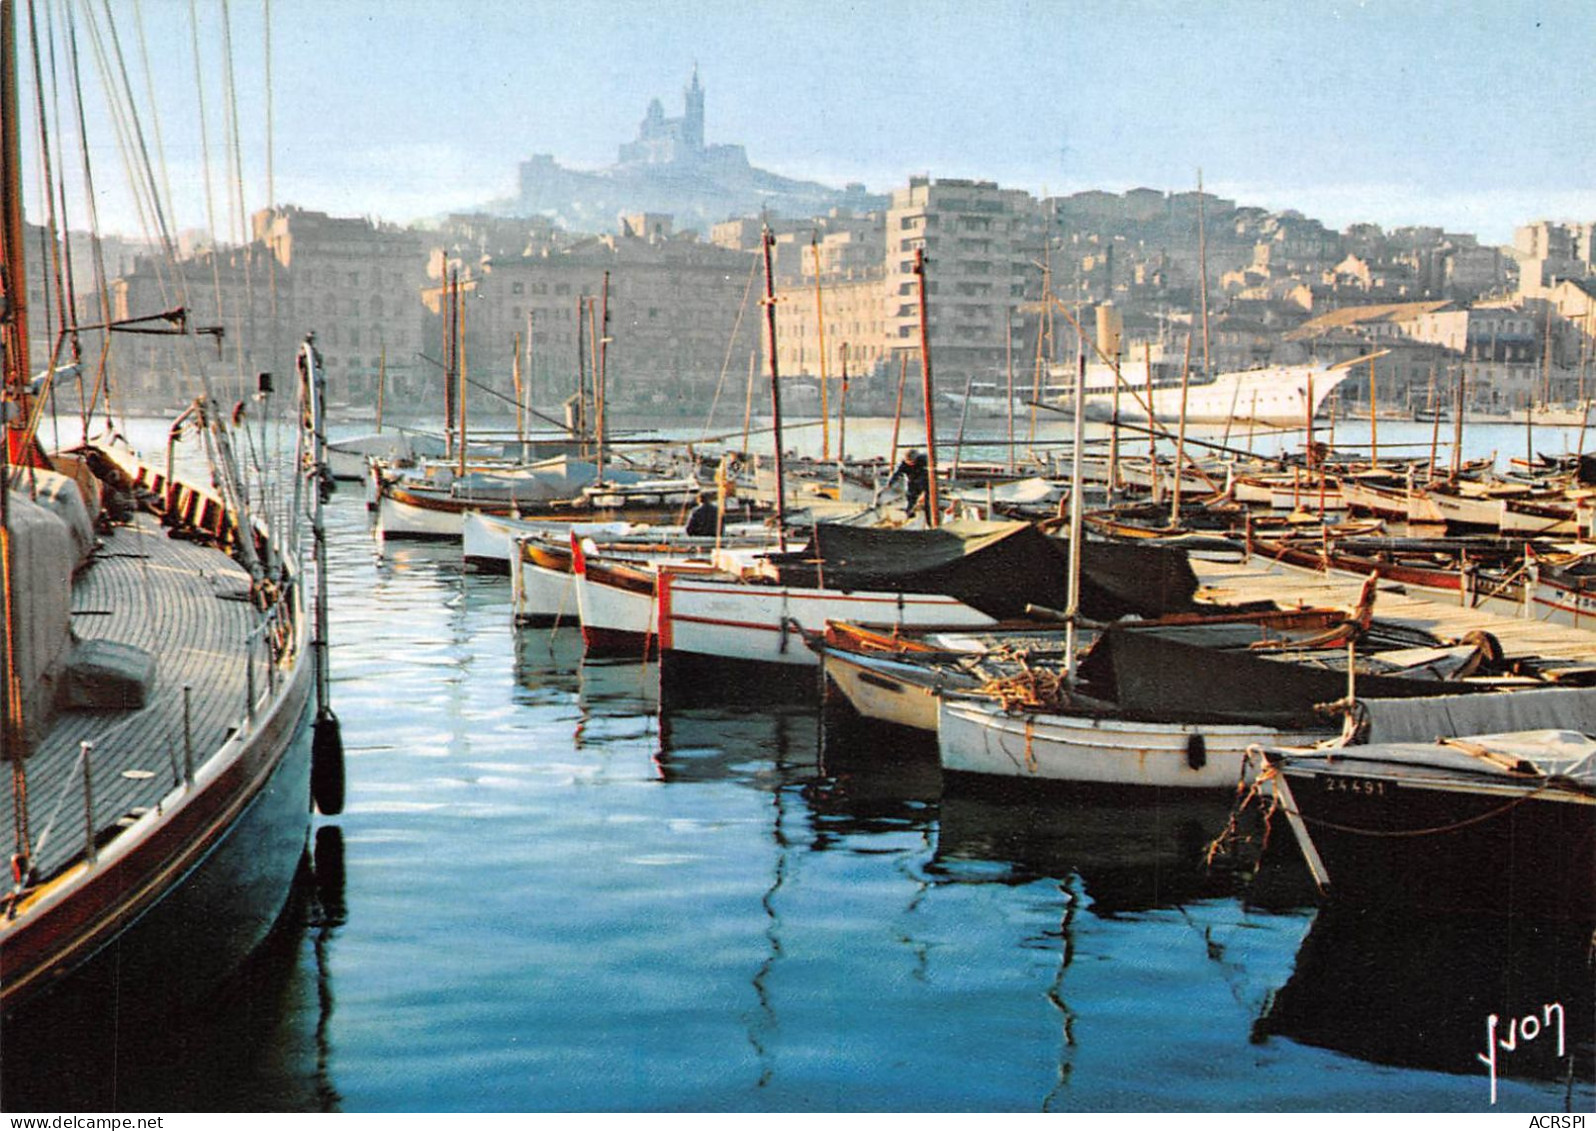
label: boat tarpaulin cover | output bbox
[1361,686,1596,764]
[1092,621,1493,727]
[768,519,1198,621]
[1318,728,1596,787]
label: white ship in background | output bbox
[1048,354,1376,427]
[1043,304,1382,427]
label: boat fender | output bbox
[1186,732,1207,771]
[312,708,346,815]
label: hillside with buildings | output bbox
[25,69,1593,425]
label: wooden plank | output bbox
[7,513,269,882]
[1192,555,1596,664]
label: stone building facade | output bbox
[103,207,429,409]
[425,223,763,418]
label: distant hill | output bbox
[492,69,886,233]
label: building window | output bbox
[512,282,524,295]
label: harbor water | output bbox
[3,415,1592,1113]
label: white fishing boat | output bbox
[326,428,445,481]
[937,696,1329,788]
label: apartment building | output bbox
[883,177,1044,385]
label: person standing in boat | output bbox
[685,489,719,537]
[887,449,930,522]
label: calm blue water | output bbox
[5,416,1592,1113]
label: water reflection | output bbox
[1258,906,1595,1094]
[931,784,1250,915]
[655,703,818,787]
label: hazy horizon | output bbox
[19,1,1595,248]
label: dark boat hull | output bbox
[1,659,315,1018]
[1282,764,1595,920]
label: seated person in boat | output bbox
[887,450,930,521]
[685,489,719,537]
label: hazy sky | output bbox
[34,0,1596,246]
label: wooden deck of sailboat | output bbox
[7,512,261,885]
[1192,556,1596,665]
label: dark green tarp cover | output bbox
[767,519,1198,621]
[1086,621,1495,728]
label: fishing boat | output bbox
[374,457,701,542]
[0,1,337,1018]
[1255,727,1596,920]
[326,427,446,482]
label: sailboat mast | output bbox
[456,271,467,480]
[1005,307,1016,474]
[760,227,788,552]
[442,271,456,460]
[3,0,34,773]
[511,332,523,448]
[1065,343,1086,684]
[597,270,609,483]
[1170,332,1193,526]
[913,248,940,526]
[837,345,849,464]
[889,352,907,469]
[0,0,29,449]
[1197,170,1211,376]
[1367,354,1379,468]
[375,345,386,432]
[811,234,830,461]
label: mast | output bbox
[888,352,908,469]
[837,344,849,464]
[1367,353,1378,468]
[760,227,787,552]
[511,331,523,448]
[1169,333,1193,526]
[811,233,830,461]
[456,271,467,480]
[0,0,29,462]
[441,271,455,459]
[1005,307,1016,473]
[597,270,609,483]
[951,374,973,480]
[1064,341,1086,685]
[574,290,586,447]
[913,247,940,526]
[1196,169,1211,376]
[1426,365,1440,481]
[375,345,386,432]
[3,0,33,774]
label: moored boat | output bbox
[1,348,333,1017]
[1255,727,1596,921]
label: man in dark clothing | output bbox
[887,449,930,521]
[685,489,719,537]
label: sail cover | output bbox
[767,519,1198,621]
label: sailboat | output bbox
[0,0,334,1017]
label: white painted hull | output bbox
[823,651,948,731]
[1062,362,1357,427]
[513,557,578,624]
[1528,567,1596,629]
[937,697,1329,788]
[573,560,660,657]
[658,571,996,668]
[376,490,463,540]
